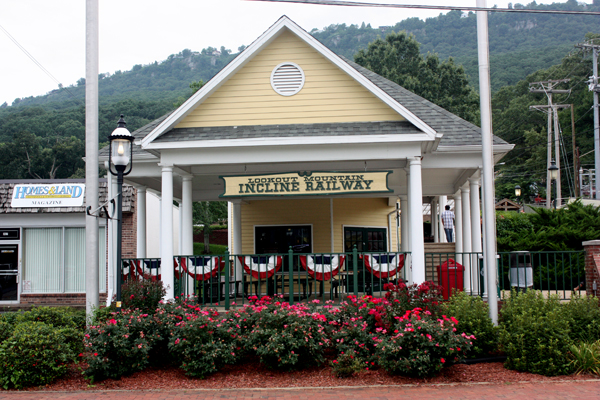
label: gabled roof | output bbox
[140,16,438,149]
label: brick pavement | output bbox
[1,381,600,400]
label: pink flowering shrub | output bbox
[375,308,474,377]
[168,307,240,378]
[83,310,158,382]
[245,296,332,370]
[333,295,389,363]
[384,281,444,323]
[120,278,166,314]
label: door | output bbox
[0,244,19,302]
[344,227,387,253]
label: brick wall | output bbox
[583,240,600,297]
[20,293,108,307]
[193,229,228,246]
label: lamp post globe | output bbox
[515,185,521,198]
[108,115,134,310]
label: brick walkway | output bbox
[1,381,600,400]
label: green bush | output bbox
[83,310,158,382]
[499,290,573,376]
[331,350,364,378]
[0,320,12,344]
[91,305,117,325]
[0,321,73,389]
[376,310,473,377]
[444,290,498,358]
[17,306,78,329]
[564,294,600,343]
[120,278,166,313]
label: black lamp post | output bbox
[548,160,559,210]
[108,115,134,310]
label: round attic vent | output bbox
[270,62,305,96]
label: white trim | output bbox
[436,144,515,153]
[146,133,433,151]
[140,16,436,148]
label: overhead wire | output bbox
[0,22,83,105]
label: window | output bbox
[23,227,106,293]
[255,225,312,272]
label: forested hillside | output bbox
[0,0,598,190]
[313,1,600,90]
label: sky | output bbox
[0,0,579,106]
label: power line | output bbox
[248,0,600,15]
[0,23,82,104]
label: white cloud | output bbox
[0,0,579,105]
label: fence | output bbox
[119,249,585,309]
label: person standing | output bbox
[441,205,455,242]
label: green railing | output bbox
[120,249,585,308]
[497,250,586,300]
[122,249,409,309]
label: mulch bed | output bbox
[10,360,597,392]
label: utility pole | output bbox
[576,41,600,199]
[530,80,570,208]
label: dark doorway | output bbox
[344,227,387,253]
[0,244,18,301]
[255,226,312,272]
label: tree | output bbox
[193,201,227,253]
[354,31,480,124]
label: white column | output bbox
[181,177,194,256]
[470,177,483,295]
[409,158,425,284]
[432,198,438,243]
[461,184,472,293]
[454,192,463,253]
[161,165,174,300]
[136,186,147,259]
[232,200,243,284]
[400,195,409,252]
[439,196,447,243]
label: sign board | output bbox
[11,184,86,208]
[220,171,392,198]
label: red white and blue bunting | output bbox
[239,255,282,279]
[363,253,404,279]
[299,255,345,281]
[176,256,222,281]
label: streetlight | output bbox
[548,160,559,209]
[108,115,134,310]
[514,184,521,211]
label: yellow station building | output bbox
[100,16,513,299]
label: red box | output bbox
[436,259,464,300]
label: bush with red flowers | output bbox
[375,308,474,377]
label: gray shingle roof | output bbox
[154,121,421,143]
[0,180,135,214]
[341,58,508,147]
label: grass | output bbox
[193,243,228,255]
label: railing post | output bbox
[224,250,230,310]
[353,245,358,296]
[288,246,295,305]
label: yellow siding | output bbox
[332,198,398,252]
[239,197,399,253]
[176,29,405,128]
